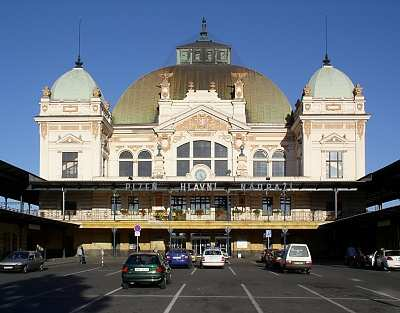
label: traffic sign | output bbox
[134,224,141,232]
[134,231,140,237]
[265,229,272,238]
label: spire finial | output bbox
[199,17,208,41]
[75,18,83,68]
[323,16,331,66]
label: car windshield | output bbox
[385,250,400,256]
[204,250,221,255]
[8,252,29,259]
[170,249,186,254]
[289,246,309,257]
[127,254,160,265]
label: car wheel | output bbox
[23,265,28,273]
[121,282,129,289]
[166,273,172,284]
[159,277,167,289]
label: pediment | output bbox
[56,134,83,144]
[320,133,347,144]
[154,105,249,132]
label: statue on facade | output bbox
[92,87,102,98]
[353,83,363,97]
[42,86,51,98]
[303,84,312,97]
[159,72,173,100]
[231,72,247,100]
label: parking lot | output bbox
[0,257,399,313]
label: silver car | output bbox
[0,251,44,273]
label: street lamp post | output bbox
[225,226,231,256]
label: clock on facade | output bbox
[194,168,207,181]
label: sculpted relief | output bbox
[175,112,229,132]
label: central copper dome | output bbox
[113,64,291,125]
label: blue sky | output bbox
[0,0,398,175]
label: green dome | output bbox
[51,67,98,101]
[308,65,354,98]
[113,64,291,124]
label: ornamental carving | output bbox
[303,121,311,138]
[41,103,48,112]
[40,123,48,138]
[356,101,363,111]
[92,87,102,98]
[157,134,172,152]
[303,84,312,96]
[42,86,51,97]
[232,72,247,100]
[159,72,173,100]
[353,83,363,97]
[236,155,248,176]
[209,81,216,91]
[357,120,365,138]
[233,133,247,150]
[176,113,229,131]
[91,122,101,137]
[188,81,195,91]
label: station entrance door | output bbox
[191,234,211,256]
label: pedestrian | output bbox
[77,245,86,264]
[81,246,86,264]
[36,244,44,258]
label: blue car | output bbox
[166,249,192,268]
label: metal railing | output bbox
[0,202,39,216]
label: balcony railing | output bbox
[39,208,335,223]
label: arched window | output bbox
[253,150,268,177]
[272,150,286,177]
[119,151,133,177]
[176,141,229,176]
[138,150,152,177]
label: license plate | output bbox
[294,262,304,265]
[134,268,149,272]
[173,256,181,259]
[4,266,13,269]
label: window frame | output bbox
[326,151,343,179]
[138,150,152,177]
[253,149,269,177]
[62,152,78,178]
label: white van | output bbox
[280,244,312,274]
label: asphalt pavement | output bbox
[0,257,399,313]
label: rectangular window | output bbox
[171,196,186,211]
[177,160,190,176]
[326,151,343,178]
[62,152,78,178]
[193,141,211,158]
[215,143,228,157]
[253,161,268,177]
[111,195,122,212]
[280,196,291,216]
[177,143,190,158]
[262,197,273,216]
[193,49,201,62]
[119,161,133,177]
[206,49,213,62]
[128,196,139,213]
[214,160,228,176]
[214,196,227,209]
[190,196,210,212]
[138,161,152,177]
[272,161,285,176]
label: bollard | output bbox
[101,249,104,267]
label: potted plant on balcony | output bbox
[195,209,204,217]
[253,208,261,219]
[139,208,146,217]
[215,208,226,219]
[174,209,185,221]
[154,210,166,221]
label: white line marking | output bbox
[228,266,237,276]
[105,270,121,277]
[69,286,122,313]
[310,272,323,278]
[63,266,101,277]
[356,285,400,301]
[190,268,197,276]
[350,278,362,282]
[298,284,356,313]
[163,283,186,313]
[268,270,280,276]
[241,284,264,313]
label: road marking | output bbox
[190,268,197,276]
[228,266,237,276]
[267,270,280,276]
[241,284,264,313]
[350,278,362,282]
[310,272,323,278]
[63,266,101,277]
[356,285,400,301]
[298,284,356,313]
[163,283,186,313]
[69,286,122,313]
[105,269,121,276]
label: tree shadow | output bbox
[0,270,114,313]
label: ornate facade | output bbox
[33,20,370,256]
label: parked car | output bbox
[279,244,312,274]
[260,249,269,262]
[344,247,367,267]
[265,249,283,269]
[166,248,192,268]
[374,249,400,271]
[121,252,171,289]
[0,251,44,273]
[200,249,225,268]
